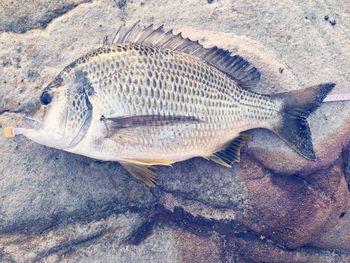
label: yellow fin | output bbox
[119,157,173,166]
[120,162,157,187]
[208,155,232,168]
[208,134,252,167]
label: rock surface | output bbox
[1,0,350,262]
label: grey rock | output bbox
[0,212,144,262]
[0,136,155,235]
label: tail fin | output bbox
[271,83,335,160]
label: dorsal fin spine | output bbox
[112,24,124,43]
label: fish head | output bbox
[23,71,93,150]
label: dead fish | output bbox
[22,23,335,187]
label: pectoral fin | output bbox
[102,114,201,133]
[208,134,252,168]
[120,162,157,187]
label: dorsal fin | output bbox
[110,23,261,89]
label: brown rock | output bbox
[239,156,350,249]
[173,229,222,263]
[224,236,350,263]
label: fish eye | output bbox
[40,91,53,105]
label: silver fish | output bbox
[22,24,335,186]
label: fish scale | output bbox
[81,43,276,123]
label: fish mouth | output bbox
[23,116,42,129]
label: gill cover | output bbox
[64,70,94,148]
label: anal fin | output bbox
[120,162,157,187]
[208,134,252,168]
[119,157,173,166]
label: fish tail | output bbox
[271,82,335,160]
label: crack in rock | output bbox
[0,211,144,262]
[32,230,106,262]
[344,148,350,191]
[1,201,152,236]
[127,205,266,247]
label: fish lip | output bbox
[23,115,42,129]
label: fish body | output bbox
[22,24,335,186]
[64,43,276,163]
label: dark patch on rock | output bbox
[324,15,336,26]
[2,57,12,67]
[344,148,350,191]
[0,1,91,33]
[128,204,249,245]
[128,219,155,245]
[207,0,215,3]
[19,87,26,94]
[27,69,40,80]
[15,57,21,68]
[36,3,88,32]
[116,0,127,9]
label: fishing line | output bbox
[323,93,350,102]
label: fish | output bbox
[22,23,335,187]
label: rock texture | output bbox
[1,0,350,262]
